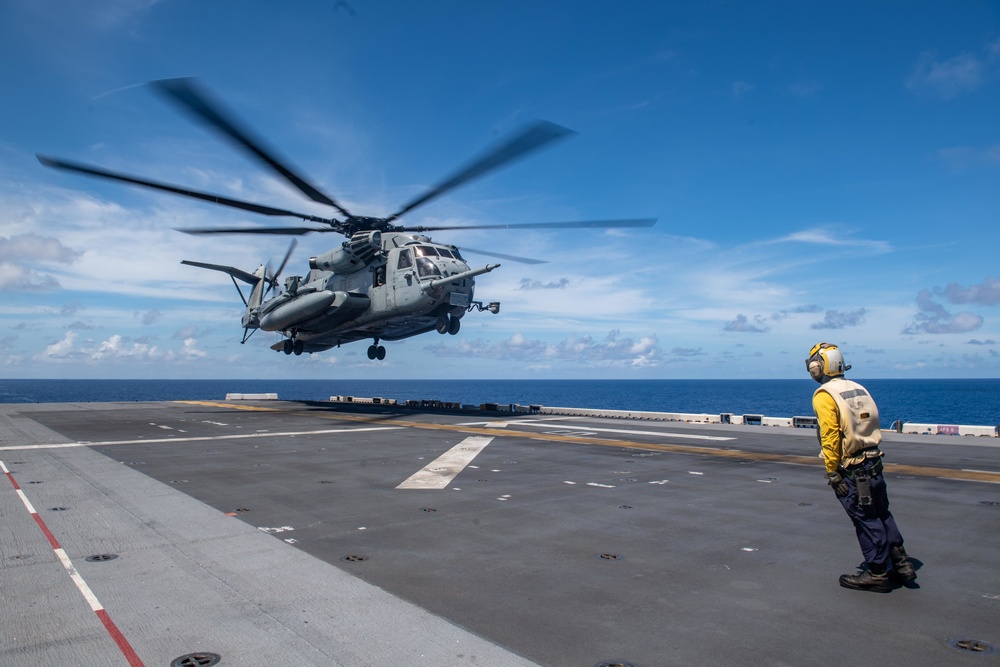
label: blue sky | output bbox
[1,0,998,380]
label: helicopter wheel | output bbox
[376,345,386,360]
[282,339,293,355]
[448,315,461,335]
[367,345,377,360]
[293,339,304,356]
[436,315,449,334]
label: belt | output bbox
[843,457,883,479]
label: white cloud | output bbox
[91,334,161,361]
[39,331,76,359]
[426,329,663,368]
[893,361,927,371]
[31,331,216,366]
[776,228,892,254]
[906,50,986,99]
[903,289,983,335]
[0,233,81,291]
[902,277,1000,335]
[723,314,769,333]
[811,308,868,330]
[940,276,1000,306]
[0,233,80,263]
[176,337,206,360]
[0,262,62,291]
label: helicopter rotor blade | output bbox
[385,120,576,223]
[176,225,334,236]
[272,239,297,283]
[459,247,547,265]
[37,155,338,224]
[152,77,354,219]
[400,218,658,232]
[264,239,299,298]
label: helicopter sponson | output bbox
[257,290,369,332]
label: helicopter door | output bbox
[387,248,417,309]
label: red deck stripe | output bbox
[96,609,146,667]
[31,512,62,550]
[2,460,146,667]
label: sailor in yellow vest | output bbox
[807,343,916,592]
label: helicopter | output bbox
[38,78,656,360]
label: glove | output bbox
[826,471,850,498]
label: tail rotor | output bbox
[263,239,297,298]
[181,239,297,344]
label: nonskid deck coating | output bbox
[1,400,999,666]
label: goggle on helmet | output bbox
[805,342,851,378]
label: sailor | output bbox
[806,342,916,592]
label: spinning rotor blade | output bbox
[386,120,576,223]
[460,247,547,265]
[152,77,353,218]
[177,225,332,236]
[401,218,658,232]
[37,155,336,224]
[264,239,297,296]
[273,239,297,282]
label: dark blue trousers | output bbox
[837,464,904,569]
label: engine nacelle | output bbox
[309,230,382,274]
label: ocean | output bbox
[1,378,998,428]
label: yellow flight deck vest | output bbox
[813,377,882,468]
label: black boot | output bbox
[890,545,916,582]
[839,564,891,593]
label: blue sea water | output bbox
[1,378,998,427]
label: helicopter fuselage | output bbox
[253,232,498,355]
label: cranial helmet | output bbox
[805,342,851,382]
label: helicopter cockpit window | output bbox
[397,249,412,269]
[414,245,438,257]
[416,257,441,278]
[437,248,454,258]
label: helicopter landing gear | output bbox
[436,314,461,335]
[367,339,386,361]
[282,338,305,356]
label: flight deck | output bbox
[2,399,999,666]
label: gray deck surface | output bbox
[1,399,998,666]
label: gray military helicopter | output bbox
[38,78,655,360]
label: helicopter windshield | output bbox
[416,256,441,278]
[414,245,438,257]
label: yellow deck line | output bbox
[175,401,1000,484]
